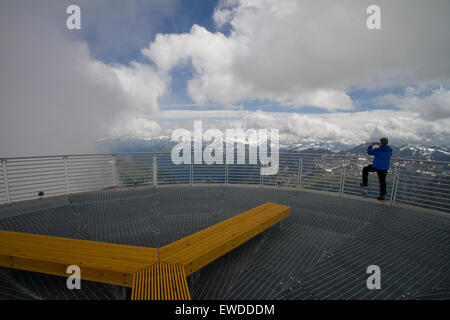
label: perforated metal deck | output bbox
[0,186,448,300]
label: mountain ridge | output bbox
[96,137,450,161]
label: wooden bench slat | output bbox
[0,230,158,287]
[0,248,148,275]
[0,241,157,272]
[0,245,154,271]
[0,254,135,287]
[131,262,190,300]
[0,231,158,262]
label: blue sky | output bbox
[78,0,219,65]
[0,0,449,156]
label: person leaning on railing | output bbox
[360,137,393,201]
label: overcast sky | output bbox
[1,0,449,157]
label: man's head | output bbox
[379,137,388,145]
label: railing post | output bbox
[63,156,69,194]
[2,159,10,204]
[390,162,400,204]
[152,153,158,186]
[394,168,400,203]
[225,163,228,185]
[260,166,263,187]
[111,155,117,190]
[297,155,303,190]
[339,162,347,196]
[190,152,193,186]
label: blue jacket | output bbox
[367,145,393,170]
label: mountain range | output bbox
[96,136,450,161]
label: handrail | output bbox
[2,151,450,164]
[0,152,448,214]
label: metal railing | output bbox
[0,152,449,214]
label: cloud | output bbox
[108,116,161,138]
[99,105,445,147]
[110,61,168,114]
[317,110,449,145]
[144,24,354,111]
[155,109,449,146]
[155,110,245,121]
[372,87,450,121]
[143,25,245,106]
[396,88,450,121]
[0,1,168,157]
[1,0,449,157]
[144,0,450,111]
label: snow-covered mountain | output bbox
[339,143,450,161]
[395,144,450,161]
[96,136,175,153]
[96,137,450,161]
[279,141,352,154]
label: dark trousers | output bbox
[362,165,387,196]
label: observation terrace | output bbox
[0,152,448,299]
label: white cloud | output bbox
[108,116,161,138]
[156,109,449,146]
[373,87,450,121]
[110,61,169,114]
[155,110,244,120]
[289,90,354,111]
[144,0,450,111]
[143,25,245,106]
[144,24,354,111]
[397,88,450,121]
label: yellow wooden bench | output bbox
[0,231,158,287]
[0,202,290,300]
[160,202,290,276]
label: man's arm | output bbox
[367,145,377,155]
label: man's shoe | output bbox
[360,183,368,187]
[377,196,385,201]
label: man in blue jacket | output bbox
[360,137,393,201]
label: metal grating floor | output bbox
[0,186,448,300]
